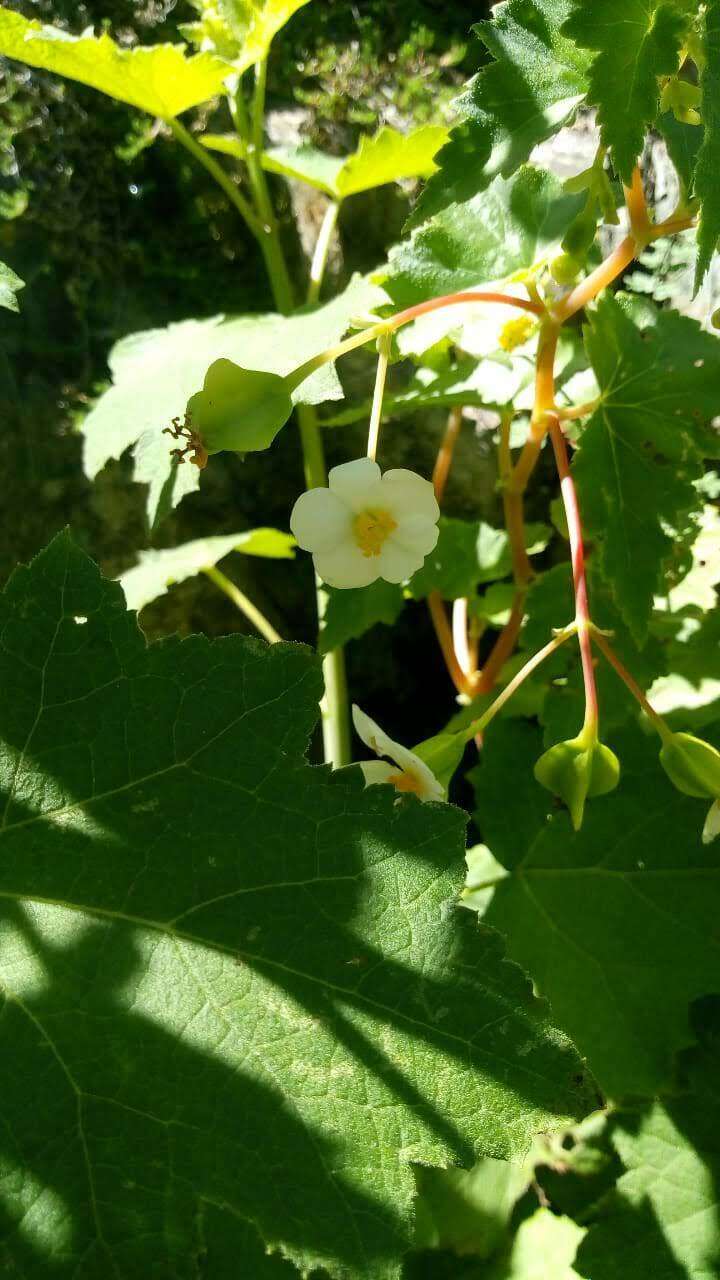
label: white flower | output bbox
[290,458,440,589]
[352,705,445,802]
[703,799,720,844]
[397,281,539,361]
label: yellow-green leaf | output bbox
[118,530,296,613]
[0,8,229,118]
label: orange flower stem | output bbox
[432,405,463,502]
[548,414,598,731]
[427,590,476,697]
[554,235,637,324]
[624,166,651,243]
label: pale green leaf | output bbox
[384,167,582,309]
[573,297,720,642]
[411,0,591,226]
[0,7,229,118]
[694,0,720,286]
[218,0,311,73]
[484,1209,584,1279]
[203,124,449,199]
[414,1156,532,1258]
[0,533,593,1279]
[118,529,295,613]
[576,1018,720,1278]
[563,0,690,180]
[81,275,383,527]
[482,722,720,1096]
[0,259,24,312]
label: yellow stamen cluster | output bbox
[498,316,536,352]
[388,770,424,796]
[353,508,397,557]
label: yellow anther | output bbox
[388,770,424,796]
[352,508,397,557]
[498,315,537,352]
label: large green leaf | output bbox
[411,0,590,226]
[81,275,382,527]
[0,8,229,118]
[694,0,720,286]
[118,529,295,613]
[0,259,24,313]
[0,534,593,1279]
[383,167,582,309]
[573,297,720,643]
[576,1011,720,1278]
[563,0,690,180]
[203,124,449,199]
[482,1209,584,1280]
[478,722,720,1097]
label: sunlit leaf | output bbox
[0,7,229,117]
[118,529,295,613]
[0,259,24,312]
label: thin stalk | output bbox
[499,411,533,587]
[591,629,671,740]
[204,566,282,644]
[168,117,263,240]
[307,200,341,305]
[427,591,476,697]
[452,598,478,678]
[624,166,651,243]
[557,398,600,421]
[548,415,598,731]
[288,290,544,395]
[432,405,463,501]
[461,626,576,744]
[366,331,392,461]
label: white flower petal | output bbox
[376,539,427,583]
[290,487,351,552]
[358,760,397,788]
[352,705,397,758]
[352,705,444,802]
[328,458,382,510]
[313,542,380,589]
[390,514,440,557]
[703,799,720,844]
[381,469,440,522]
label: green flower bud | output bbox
[534,730,620,831]
[659,732,720,800]
[712,307,720,331]
[550,253,582,285]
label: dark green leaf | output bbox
[0,534,593,1279]
[563,0,690,180]
[319,580,405,654]
[407,518,549,602]
[483,723,720,1096]
[411,1,590,226]
[384,167,582,309]
[694,0,720,286]
[573,297,720,642]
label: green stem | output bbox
[204,566,282,644]
[590,629,672,741]
[461,626,576,744]
[168,117,263,240]
[366,331,392,461]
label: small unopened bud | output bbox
[535,729,620,831]
[550,253,582,286]
[659,732,720,800]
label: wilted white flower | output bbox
[352,705,444,802]
[703,799,720,844]
[290,458,439,589]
